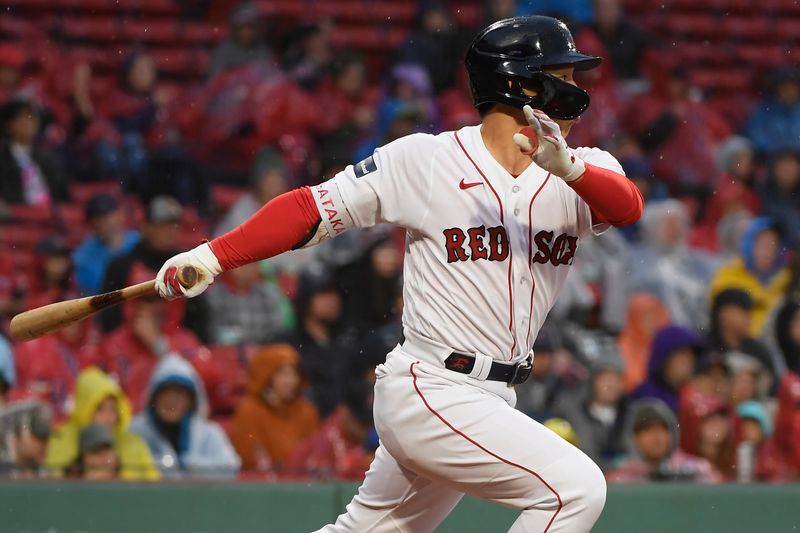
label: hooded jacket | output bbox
[45,367,159,480]
[607,398,720,483]
[630,325,704,412]
[129,355,240,479]
[709,217,791,336]
[231,344,319,471]
[617,294,671,392]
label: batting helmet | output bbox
[465,16,601,120]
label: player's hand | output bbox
[155,243,222,300]
[513,105,586,182]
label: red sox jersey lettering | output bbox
[310,125,624,363]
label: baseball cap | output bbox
[84,193,119,221]
[2,402,53,441]
[146,196,182,224]
[632,404,670,432]
[79,423,115,454]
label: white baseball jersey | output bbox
[310,124,623,363]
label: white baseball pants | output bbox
[315,345,606,533]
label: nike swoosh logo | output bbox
[459,179,482,190]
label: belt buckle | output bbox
[509,354,533,385]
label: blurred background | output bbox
[0,0,799,531]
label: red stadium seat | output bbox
[676,42,735,65]
[212,185,248,213]
[123,19,181,45]
[736,44,793,67]
[60,16,121,44]
[663,14,719,39]
[68,182,122,204]
[720,16,772,41]
[6,204,54,225]
[775,19,800,42]
[183,21,225,45]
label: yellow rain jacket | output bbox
[45,367,160,480]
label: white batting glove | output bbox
[154,242,222,300]
[512,105,586,182]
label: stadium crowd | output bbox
[0,0,799,485]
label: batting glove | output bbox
[512,105,586,182]
[154,242,222,300]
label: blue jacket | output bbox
[130,355,240,479]
[0,335,14,389]
[745,101,800,155]
[73,231,139,295]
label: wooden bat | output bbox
[9,265,199,342]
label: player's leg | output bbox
[316,443,464,533]
[377,360,606,533]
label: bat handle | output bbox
[176,265,199,289]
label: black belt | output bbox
[444,352,533,385]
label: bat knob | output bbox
[177,265,199,288]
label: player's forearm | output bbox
[568,163,644,227]
[209,187,322,271]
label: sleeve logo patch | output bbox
[353,155,378,178]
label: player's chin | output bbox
[557,120,575,138]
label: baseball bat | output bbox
[8,265,199,342]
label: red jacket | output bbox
[774,372,800,475]
[284,408,371,481]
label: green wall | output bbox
[1,482,798,533]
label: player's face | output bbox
[92,396,119,430]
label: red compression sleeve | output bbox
[568,163,644,227]
[209,187,321,271]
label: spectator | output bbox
[483,0,517,25]
[130,355,240,479]
[607,399,721,483]
[745,68,800,155]
[96,51,169,184]
[208,3,273,78]
[0,334,14,407]
[630,200,717,329]
[759,151,800,247]
[100,292,202,410]
[231,345,319,474]
[338,233,402,337]
[624,65,730,194]
[315,52,375,142]
[590,0,652,80]
[281,267,353,417]
[516,326,569,421]
[617,293,670,392]
[775,298,800,376]
[630,325,704,412]
[517,0,594,24]
[714,136,759,193]
[396,1,462,93]
[689,183,757,255]
[710,218,792,337]
[284,21,333,91]
[727,352,769,406]
[284,380,375,481]
[214,148,291,235]
[45,367,158,480]
[554,353,628,471]
[734,401,785,482]
[679,394,735,480]
[73,194,140,296]
[0,97,69,205]
[12,320,100,419]
[100,196,206,339]
[25,237,75,310]
[0,402,52,478]
[205,262,286,345]
[707,289,775,376]
[70,423,119,481]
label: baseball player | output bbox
[155,16,643,533]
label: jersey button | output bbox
[512,185,520,193]
[513,208,520,216]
